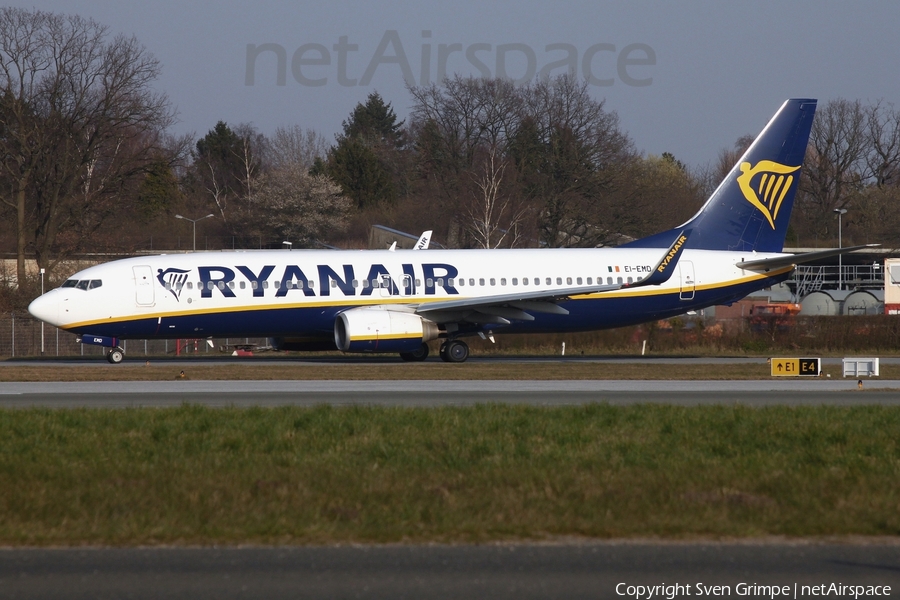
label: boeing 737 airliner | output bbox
[27,99,874,363]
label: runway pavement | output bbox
[0,378,898,408]
[2,542,898,600]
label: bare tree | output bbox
[267,125,327,171]
[796,99,869,241]
[466,146,527,248]
[409,76,521,197]
[517,76,636,247]
[0,7,175,282]
[865,101,900,187]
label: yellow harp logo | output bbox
[736,160,801,229]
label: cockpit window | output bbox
[63,279,103,290]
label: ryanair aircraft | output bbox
[27,99,872,363]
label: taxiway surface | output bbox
[0,379,897,408]
[2,542,899,600]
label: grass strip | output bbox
[1,361,897,381]
[1,404,899,545]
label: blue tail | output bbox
[627,98,817,252]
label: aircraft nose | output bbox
[28,292,59,326]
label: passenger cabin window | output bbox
[500,278,506,286]
[469,278,475,286]
[587,277,592,285]
[490,278,496,286]
[187,282,193,290]
[576,277,582,285]
[567,277,572,285]
[479,278,485,286]
[240,281,246,289]
[512,278,518,286]
[546,277,552,285]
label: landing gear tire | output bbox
[107,347,124,364]
[441,340,469,363]
[399,343,429,362]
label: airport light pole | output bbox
[40,268,44,356]
[834,208,847,290]
[175,213,215,251]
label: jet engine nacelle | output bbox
[334,307,439,353]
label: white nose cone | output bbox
[28,292,59,326]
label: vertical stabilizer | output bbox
[628,99,817,252]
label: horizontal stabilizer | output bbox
[736,244,879,271]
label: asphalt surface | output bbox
[2,543,898,600]
[0,379,897,408]
[2,360,899,597]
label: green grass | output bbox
[1,404,899,545]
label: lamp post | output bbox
[40,268,44,356]
[834,208,847,290]
[175,213,215,251]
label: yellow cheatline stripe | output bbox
[352,333,420,342]
[569,266,792,299]
[60,266,793,331]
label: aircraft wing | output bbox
[415,230,690,324]
[736,244,879,271]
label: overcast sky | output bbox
[11,1,900,168]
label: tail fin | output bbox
[628,98,817,252]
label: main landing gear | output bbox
[439,339,469,363]
[399,340,470,363]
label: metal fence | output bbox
[0,313,268,359]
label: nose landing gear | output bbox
[106,347,125,364]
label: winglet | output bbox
[628,229,691,288]
[414,230,432,250]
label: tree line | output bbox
[2,6,900,297]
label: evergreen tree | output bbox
[326,92,404,208]
[342,91,404,147]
